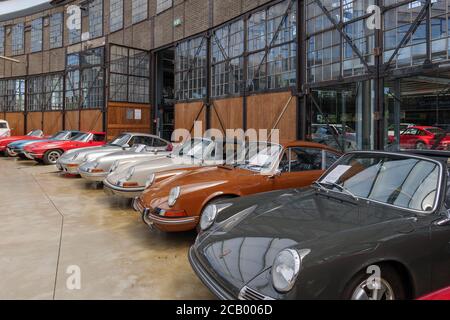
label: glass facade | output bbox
[27,74,64,111]
[0,79,25,112]
[89,0,103,39]
[49,13,63,49]
[109,45,150,103]
[65,48,105,110]
[110,0,124,32]
[132,0,148,24]
[11,23,24,56]
[30,18,43,53]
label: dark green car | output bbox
[189,151,450,300]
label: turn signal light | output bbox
[122,182,139,188]
[90,168,104,173]
[160,210,187,218]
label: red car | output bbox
[23,131,106,165]
[0,130,45,156]
[419,287,450,300]
[392,126,450,150]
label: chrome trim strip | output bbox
[147,214,197,225]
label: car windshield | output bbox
[318,153,441,212]
[174,139,214,159]
[71,133,90,142]
[52,132,69,140]
[27,130,43,137]
[0,123,7,129]
[108,134,131,146]
[238,143,283,172]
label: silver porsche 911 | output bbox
[103,137,244,198]
[57,133,171,174]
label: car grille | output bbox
[238,286,274,300]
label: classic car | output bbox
[74,142,171,181]
[419,287,450,300]
[23,131,107,165]
[388,126,450,150]
[104,137,244,198]
[0,120,11,139]
[56,133,170,174]
[0,130,44,156]
[387,123,415,137]
[134,141,341,232]
[7,130,81,159]
[188,150,450,300]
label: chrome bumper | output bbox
[103,180,144,198]
[79,168,108,182]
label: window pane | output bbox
[50,13,63,49]
[11,23,24,55]
[89,0,103,39]
[132,0,148,24]
[110,0,124,32]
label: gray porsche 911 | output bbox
[189,150,450,300]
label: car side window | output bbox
[93,134,105,142]
[153,138,168,148]
[280,148,323,173]
[132,136,153,146]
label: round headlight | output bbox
[272,249,301,293]
[168,186,181,207]
[200,204,218,231]
[110,160,119,173]
[145,173,156,188]
[125,167,135,181]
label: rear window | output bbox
[0,123,7,129]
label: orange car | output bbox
[133,141,342,233]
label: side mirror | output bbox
[437,209,450,227]
[122,144,130,150]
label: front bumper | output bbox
[78,166,108,182]
[58,163,81,174]
[24,151,43,160]
[103,180,144,198]
[188,246,235,300]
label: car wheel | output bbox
[343,264,406,300]
[43,150,62,165]
[18,153,28,160]
[196,196,237,233]
[415,141,426,150]
[6,148,17,157]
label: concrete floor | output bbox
[0,157,214,300]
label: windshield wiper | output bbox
[317,181,359,200]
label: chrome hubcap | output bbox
[351,278,395,300]
[48,151,61,164]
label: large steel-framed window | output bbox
[0,79,25,112]
[175,36,208,101]
[67,8,81,45]
[157,0,173,14]
[27,74,64,112]
[30,18,43,53]
[89,0,103,39]
[109,45,150,103]
[306,0,376,83]
[211,19,245,98]
[0,26,5,56]
[65,47,105,110]
[49,13,63,49]
[11,23,24,56]
[247,0,297,93]
[109,0,124,32]
[132,0,148,24]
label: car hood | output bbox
[107,156,202,186]
[97,150,169,165]
[0,136,31,145]
[9,139,51,148]
[194,188,412,292]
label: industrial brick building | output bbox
[1,0,450,152]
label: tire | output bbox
[415,141,426,150]
[196,196,237,233]
[6,148,17,157]
[342,264,406,300]
[43,149,62,165]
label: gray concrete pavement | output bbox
[0,157,213,300]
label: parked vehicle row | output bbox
[2,128,450,300]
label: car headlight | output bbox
[125,167,135,181]
[168,186,181,207]
[200,203,234,231]
[272,249,302,293]
[110,160,120,173]
[145,173,156,188]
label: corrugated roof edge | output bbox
[0,2,55,23]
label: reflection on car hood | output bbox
[97,149,169,164]
[195,188,412,291]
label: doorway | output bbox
[154,47,175,141]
